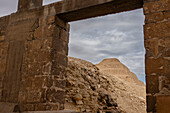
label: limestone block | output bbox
[0,42,8,77]
[145,11,170,24]
[60,29,69,43]
[46,89,65,104]
[159,38,170,48]
[22,50,51,76]
[145,38,159,57]
[143,0,170,14]
[52,66,66,79]
[47,16,56,24]
[158,76,170,94]
[34,103,49,111]
[146,75,159,94]
[0,88,2,100]
[22,38,53,76]
[159,38,170,57]
[144,21,170,39]
[53,53,68,67]
[53,39,68,55]
[145,57,169,75]
[0,36,5,41]
[157,96,170,113]
[145,37,170,58]
[26,91,42,103]
[20,90,45,104]
[2,41,25,102]
[0,102,16,113]
[18,0,42,11]
[6,18,38,41]
[146,95,156,112]
[0,29,5,36]
[23,104,35,111]
[18,76,47,104]
[34,103,62,111]
[54,79,66,89]
[34,24,59,39]
[55,16,69,31]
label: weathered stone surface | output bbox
[0,102,17,113]
[145,11,170,24]
[145,37,170,57]
[157,95,170,113]
[146,95,156,112]
[19,16,69,110]
[144,0,170,112]
[22,39,52,76]
[0,1,69,111]
[58,0,143,22]
[143,0,170,14]
[144,21,170,39]
[6,18,38,41]
[0,0,169,113]
[0,42,8,77]
[0,36,5,41]
[145,57,169,75]
[158,76,170,95]
[2,41,24,103]
[18,0,42,11]
[146,75,159,94]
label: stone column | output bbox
[17,7,69,111]
[143,0,170,112]
[0,1,69,112]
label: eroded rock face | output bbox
[65,57,146,113]
[96,58,144,85]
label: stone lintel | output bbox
[16,0,143,22]
[57,0,143,22]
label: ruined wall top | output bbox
[18,0,42,11]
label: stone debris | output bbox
[65,57,146,113]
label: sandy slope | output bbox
[65,57,146,113]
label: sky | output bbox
[0,0,145,83]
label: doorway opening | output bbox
[65,9,146,113]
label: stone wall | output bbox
[18,0,42,11]
[0,0,170,112]
[143,0,170,112]
[0,16,9,102]
[0,1,69,111]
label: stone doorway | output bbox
[0,0,169,113]
[66,9,146,112]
